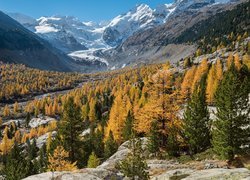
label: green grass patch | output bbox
[177,155,193,163]
[170,174,190,180]
[193,149,216,161]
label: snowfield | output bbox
[69,49,109,65]
[35,25,59,33]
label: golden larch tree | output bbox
[14,130,21,144]
[106,92,132,143]
[206,59,223,104]
[88,98,97,122]
[181,66,197,100]
[234,53,242,70]
[242,54,250,68]
[13,102,19,114]
[227,53,234,69]
[47,146,77,172]
[3,105,10,117]
[191,58,208,93]
[46,132,53,153]
[0,127,14,155]
[135,68,182,146]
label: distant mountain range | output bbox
[0,11,73,72]
[1,0,247,72]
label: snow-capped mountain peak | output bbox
[132,4,153,16]
[8,0,231,51]
[108,4,154,28]
[102,3,160,46]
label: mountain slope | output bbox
[0,11,74,72]
[175,1,250,43]
[100,0,247,69]
[102,4,172,47]
[117,0,244,50]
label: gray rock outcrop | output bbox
[23,137,250,180]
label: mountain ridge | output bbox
[0,11,75,72]
[5,0,243,72]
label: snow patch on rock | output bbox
[69,49,109,65]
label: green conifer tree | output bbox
[122,111,134,141]
[87,152,100,168]
[58,97,83,165]
[167,125,180,157]
[25,112,31,128]
[147,121,160,157]
[183,74,211,155]
[38,144,48,173]
[212,63,250,160]
[30,139,38,159]
[3,143,28,180]
[92,129,104,158]
[117,135,149,180]
[25,157,39,177]
[104,131,118,159]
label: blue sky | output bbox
[0,0,173,22]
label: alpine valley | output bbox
[0,0,250,179]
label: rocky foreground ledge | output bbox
[23,168,250,180]
[24,138,250,180]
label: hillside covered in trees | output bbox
[175,1,250,55]
[0,1,250,179]
[0,33,249,179]
[0,63,87,104]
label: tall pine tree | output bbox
[117,136,149,180]
[3,143,28,180]
[122,110,134,141]
[58,96,83,166]
[147,121,160,157]
[212,63,250,160]
[183,74,211,155]
[104,131,118,159]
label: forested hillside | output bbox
[0,34,249,178]
[0,1,250,179]
[0,63,85,104]
[175,1,250,55]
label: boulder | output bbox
[35,131,57,148]
[29,115,57,128]
[98,137,148,171]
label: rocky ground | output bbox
[24,138,250,180]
